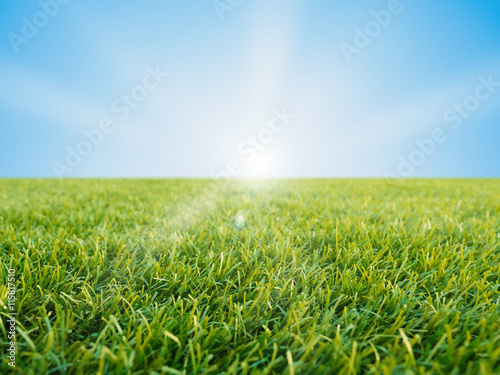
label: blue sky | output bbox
[1,0,499,177]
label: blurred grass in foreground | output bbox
[0,179,499,374]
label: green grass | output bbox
[1,179,499,374]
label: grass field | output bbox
[1,179,499,374]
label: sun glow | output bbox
[244,154,273,178]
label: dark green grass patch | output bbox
[0,179,499,374]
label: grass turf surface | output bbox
[1,179,499,374]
